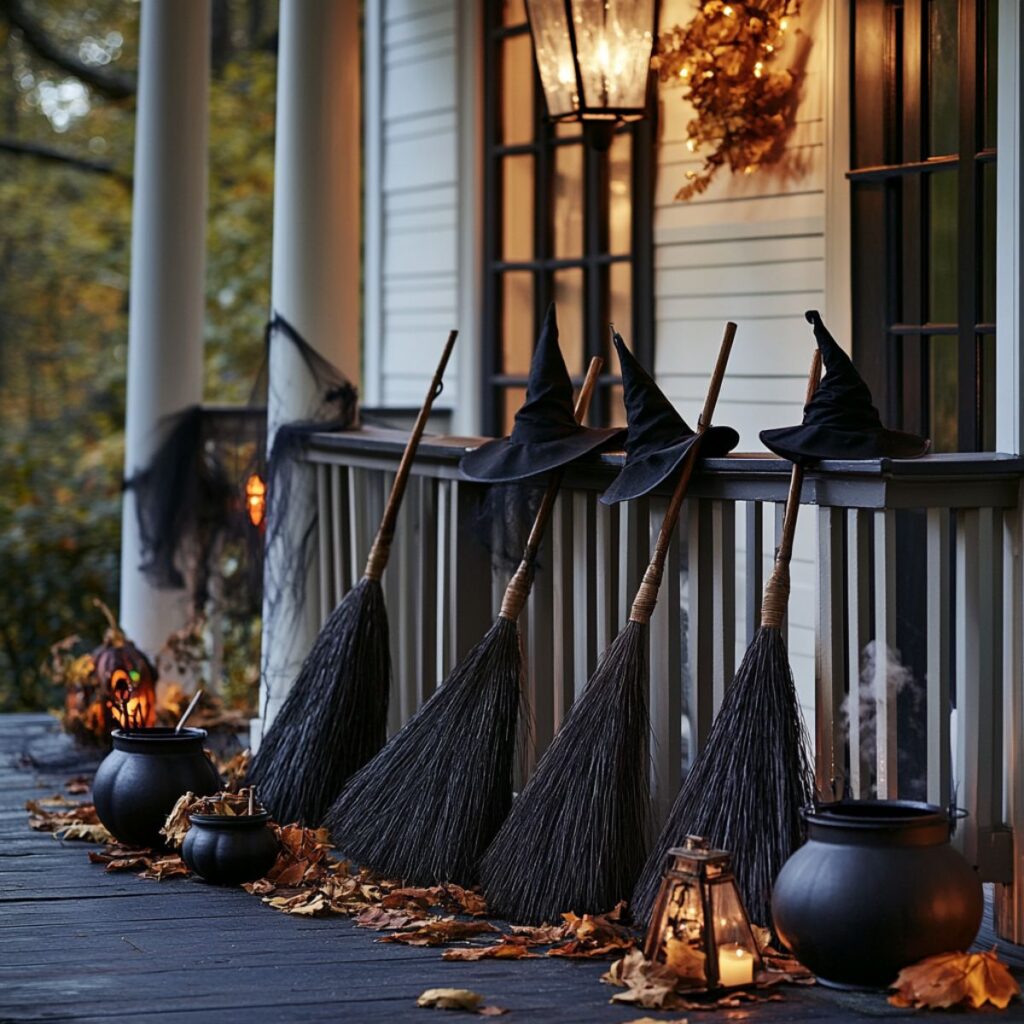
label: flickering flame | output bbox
[245,473,267,528]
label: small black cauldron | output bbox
[92,728,221,848]
[182,811,280,885]
[771,800,982,989]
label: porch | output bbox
[3,713,1022,1022]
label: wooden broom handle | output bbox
[364,330,458,581]
[499,356,604,622]
[760,348,823,629]
[629,322,737,625]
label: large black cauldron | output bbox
[771,800,982,989]
[182,811,280,885]
[93,728,221,848]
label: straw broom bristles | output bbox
[325,358,604,886]
[248,576,391,825]
[323,615,522,883]
[631,625,814,928]
[479,619,651,923]
[248,331,458,826]
[631,349,822,930]
[480,325,737,924]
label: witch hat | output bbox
[460,304,625,482]
[600,331,739,505]
[760,311,930,464]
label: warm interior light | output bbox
[527,0,656,125]
[644,838,762,992]
[245,473,267,528]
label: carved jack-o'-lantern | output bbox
[91,602,157,732]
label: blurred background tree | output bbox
[0,0,278,712]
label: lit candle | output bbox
[717,944,754,987]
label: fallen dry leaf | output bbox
[603,948,683,1009]
[382,919,499,947]
[27,798,111,843]
[88,847,152,872]
[546,901,635,958]
[139,854,190,880]
[443,940,540,961]
[417,988,483,1011]
[477,1009,508,1018]
[623,1019,689,1024]
[64,775,91,795]
[889,949,1020,1010]
[215,748,251,790]
[355,907,428,932]
[445,884,489,917]
[510,923,570,945]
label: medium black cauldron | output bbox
[92,728,221,848]
[182,811,280,885]
[771,800,982,989]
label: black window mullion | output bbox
[482,1,501,432]
[900,0,926,438]
[956,0,980,451]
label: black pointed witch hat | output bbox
[460,304,625,482]
[760,310,930,464]
[600,331,739,505]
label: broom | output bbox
[248,330,458,826]
[324,356,605,886]
[631,348,822,930]
[480,323,738,925]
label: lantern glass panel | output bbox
[525,0,577,117]
[569,0,654,113]
[710,881,759,987]
[659,877,708,986]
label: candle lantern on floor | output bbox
[644,836,762,991]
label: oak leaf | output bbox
[355,907,427,931]
[889,950,1020,1010]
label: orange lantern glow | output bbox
[245,473,267,528]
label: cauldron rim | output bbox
[189,811,272,829]
[803,799,949,836]
[110,727,209,754]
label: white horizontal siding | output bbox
[368,0,463,409]
[655,0,828,726]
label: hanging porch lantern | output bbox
[644,836,762,991]
[526,0,655,147]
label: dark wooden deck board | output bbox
[1,715,1023,1023]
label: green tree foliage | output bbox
[0,0,278,710]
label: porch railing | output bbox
[297,427,1024,939]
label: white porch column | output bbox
[119,0,210,654]
[256,0,361,743]
[995,0,1024,944]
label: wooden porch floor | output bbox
[2,713,1024,1023]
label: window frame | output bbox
[850,0,997,452]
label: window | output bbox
[850,0,997,452]
[482,0,655,433]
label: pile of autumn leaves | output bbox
[26,778,1022,1015]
